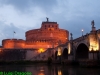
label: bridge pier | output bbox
[68,54,73,60]
[89,51,99,60]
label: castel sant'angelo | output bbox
[1,18,69,52]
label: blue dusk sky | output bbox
[0,0,100,45]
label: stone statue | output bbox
[46,17,49,22]
[70,33,72,37]
[91,20,94,27]
[70,33,73,40]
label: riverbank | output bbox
[0,60,100,68]
[0,60,48,65]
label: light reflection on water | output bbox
[0,65,100,75]
[58,70,62,75]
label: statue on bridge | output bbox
[91,20,95,27]
[91,20,96,31]
[70,33,72,37]
[46,17,49,22]
[70,33,73,40]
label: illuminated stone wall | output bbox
[97,29,100,50]
[68,43,71,54]
[2,39,25,49]
[2,39,54,49]
[89,32,99,51]
[26,21,69,46]
[24,41,54,49]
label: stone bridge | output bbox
[51,20,100,61]
[29,20,100,61]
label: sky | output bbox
[0,0,100,45]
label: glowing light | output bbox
[38,48,45,53]
[68,43,70,54]
[0,49,2,52]
[89,44,99,51]
[57,47,62,56]
[89,42,99,51]
[89,37,99,51]
[40,70,44,72]
[58,70,62,75]
[81,29,84,36]
[81,29,84,32]
[38,73,44,75]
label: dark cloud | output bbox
[0,21,25,45]
[1,0,30,10]
[1,0,57,12]
[0,0,100,41]
[31,0,57,8]
[44,15,99,39]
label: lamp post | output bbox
[81,29,84,36]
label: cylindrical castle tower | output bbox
[25,19,69,48]
[2,39,25,49]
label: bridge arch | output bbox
[62,48,68,59]
[76,43,89,60]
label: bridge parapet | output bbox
[72,34,89,45]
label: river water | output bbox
[0,64,100,75]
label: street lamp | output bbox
[81,29,84,36]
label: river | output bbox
[0,64,100,75]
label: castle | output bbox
[0,20,100,62]
[1,18,69,52]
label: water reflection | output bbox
[58,70,62,75]
[0,65,100,75]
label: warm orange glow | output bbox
[89,44,99,51]
[38,73,44,75]
[89,34,99,51]
[57,47,62,56]
[0,49,2,52]
[89,41,99,51]
[48,28,54,31]
[68,43,71,54]
[58,70,62,75]
[38,48,45,53]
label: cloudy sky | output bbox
[0,0,100,45]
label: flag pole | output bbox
[13,31,16,39]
